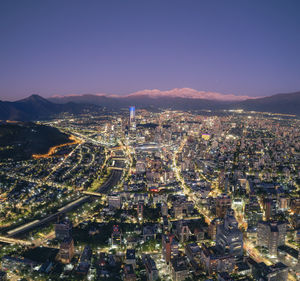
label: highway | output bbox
[5,157,125,239]
[0,236,32,246]
[7,196,91,238]
[97,169,123,193]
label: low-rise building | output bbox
[124,264,136,281]
[76,245,92,274]
[176,220,191,243]
[0,271,7,281]
[252,262,288,281]
[108,194,121,209]
[126,249,136,269]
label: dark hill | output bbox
[0,95,93,121]
[233,91,300,115]
[0,122,70,161]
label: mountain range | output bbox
[51,88,255,102]
[0,89,299,121]
[49,89,300,115]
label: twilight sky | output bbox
[1,0,300,101]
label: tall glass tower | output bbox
[129,106,135,124]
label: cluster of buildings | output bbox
[0,108,299,280]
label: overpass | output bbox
[110,146,123,151]
[82,191,102,197]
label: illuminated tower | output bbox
[129,106,136,130]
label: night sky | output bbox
[1,0,300,100]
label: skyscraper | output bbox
[129,106,136,129]
[257,221,286,257]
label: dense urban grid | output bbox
[0,107,299,281]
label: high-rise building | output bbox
[185,243,201,264]
[216,209,243,257]
[58,237,74,264]
[208,218,223,240]
[245,196,263,231]
[162,234,179,264]
[170,257,189,281]
[263,198,277,220]
[216,194,231,218]
[172,200,194,219]
[257,221,286,257]
[200,244,235,274]
[278,196,290,211]
[129,106,136,130]
[291,198,300,214]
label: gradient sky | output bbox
[1,0,300,101]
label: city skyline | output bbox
[0,1,299,280]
